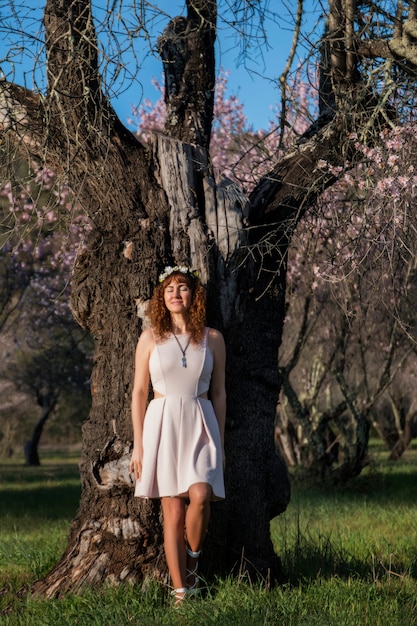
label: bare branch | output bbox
[278,0,303,148]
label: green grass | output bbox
[0,451,81,595]
[1,444,417,625]
[273,450,417,585]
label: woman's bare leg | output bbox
[161,497,187,601]
[185,483,212,551]
[185,483,212,587]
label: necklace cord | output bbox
[173,333,191,368]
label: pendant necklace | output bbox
[173,333,191,368]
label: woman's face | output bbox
[163,277,193,314]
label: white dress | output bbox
[134,327,225,500]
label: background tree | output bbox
[0,160,92,462]
[14,323,92,466]
[276,122,417,477]
[1,0,417,598]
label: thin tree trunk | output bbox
[390,402,417,460]
[24,393,58,466]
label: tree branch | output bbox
[158,0,216,147]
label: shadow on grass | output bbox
[284,537,417,586]
[0,484,81,522]
[0,462,80,484]
[0,462,81,523]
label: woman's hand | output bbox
[129,444,143,481]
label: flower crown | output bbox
[158,265,199,283]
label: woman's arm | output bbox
[129,327,154,480]
[208,328,227,463]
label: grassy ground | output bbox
[1,443,416,625]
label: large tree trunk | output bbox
[18,0,292,596]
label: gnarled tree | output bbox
[1,0,417,597]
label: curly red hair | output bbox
[148,272,206,343]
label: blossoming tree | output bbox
[276,124,417,477]
[0,167,92,462]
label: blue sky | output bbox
[0,1,322,131]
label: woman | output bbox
[129,265,226,604]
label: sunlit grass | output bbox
[1,443,417,625]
